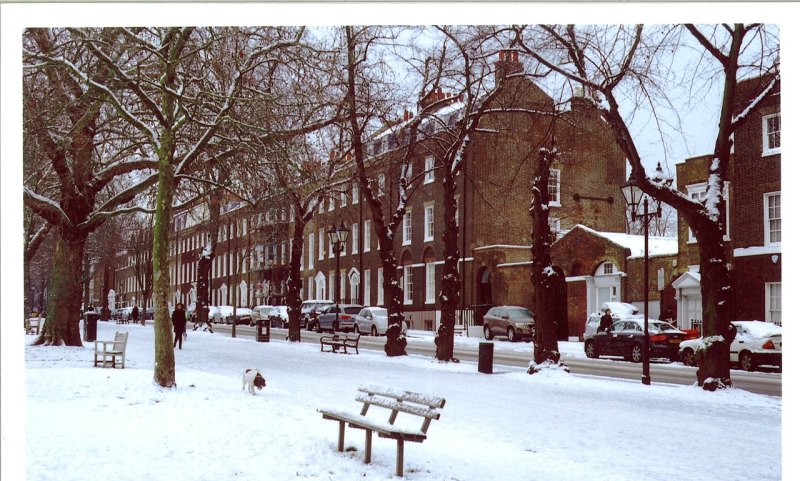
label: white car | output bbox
[251,305,273,326]
[584,302,639,340]
[678,320,782,371]
[267,306,289,328]
[352,307,408,336]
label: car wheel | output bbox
[315,322,322,333]
[681,348,696,366]
[371,325,378,337]
[739,351,756,372]
[585,340,598,358]
[680,348,694,366]
[629,344,643,363]
[483,325,494,340]
[507,327,517,342]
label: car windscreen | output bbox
[507,308,533,319]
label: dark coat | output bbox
[598,313,614,333]
[172,308,187,335]
[131,307,139,321]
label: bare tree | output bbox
[515,23,779,389]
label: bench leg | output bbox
[396,439,404,477]
[337,421,346,452]
[364,430,372,464]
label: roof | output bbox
[564,225,678,258]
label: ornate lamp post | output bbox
[327,222,350,331]
[620,171,664,386]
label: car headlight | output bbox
[514,322,529,329]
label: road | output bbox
[208,323,782,397]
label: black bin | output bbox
[478,342,493,374]
[256,319,270,342]
[84,312,100,342]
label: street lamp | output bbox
[620,171,664,386]
[327,222,350,331]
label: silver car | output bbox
[483,306,535,342]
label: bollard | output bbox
[478,342,493,374]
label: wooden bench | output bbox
[25,317,43,335]
[94,331,128,369]
[318,385,446,477]
[320,332,361,354]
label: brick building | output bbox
[672,75,781,331]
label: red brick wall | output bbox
[732,254,781,321]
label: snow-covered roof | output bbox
[565,225,678,259]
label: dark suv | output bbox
[300,300,334,330]
[315,304,364,332]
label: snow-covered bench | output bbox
[25,316,43,335]
[320,332,361,354]
[93,331,128,369]
[318,385,446,477]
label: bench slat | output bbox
[355,394,441,420]
[359,385,446,409]
[319,409,427,442]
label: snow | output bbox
[11,321,783,481]
[568,224,678,259]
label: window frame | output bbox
[686,182,731,243]
[762,113,781,156]
[548,168,561,206]
[424,156,435,184]
[765,282,781,326]
[425,262,436,304]
[764,191,781,246]
[402,209,412,246]
[424,202,435,242]
[403,265,413,305]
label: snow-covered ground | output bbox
[18,321,782,480]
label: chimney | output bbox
[495,49,523,84]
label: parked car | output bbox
[212,305,234,324]
[300,299,334,330]
[144,307,155,320]
[584,302,639,340]
[482,306,535,342]
[233,307,253,325]
[353,307,390,336]
[585,319,686,362]
[315,304,364,332]
[678,320,782,371]
[114,306,134,323]
[251,305,273,326]
[267,306,289,328]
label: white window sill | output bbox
[762,148,781,157]
[424,237,434,243]
[402,241,411,246]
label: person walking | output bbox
[172,303,188,349]
[131,306,140,325]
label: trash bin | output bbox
[84,312,100,342]
[478,342,493,374]
[256,318,270,342]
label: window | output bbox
[352,182,359,204]
[340,272,346,300]
[340,189,347,208]
[687,182,730,243]
[378,174,386,196]
[319,229,325,260]
[404,160,413,180]
[424,156,435,184]
[762,113,781,156]
[318,198,324,213]
[308,233,314,269]
[403,210,412,245]
[352,223,359,254]
[377,267,384,305]
[403,265,413,304]
[764,192,781,245]
[364,220,371,252]
[425,263,436,304]
[603,262,614,275]
[766,282,781,325]
[424,203,434,241]
[548,169,561,206]
[328,195,334,211]
[307,277,313,299]
[364,269,371,305]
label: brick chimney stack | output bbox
[495,49,523,84]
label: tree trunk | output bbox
[435,174,460,362]
[693,222,736,390]
[286,220,307,342]
[152,153,177,387]
[528,147,564,373]
[197,194,220,327]
[33,231,86,346]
